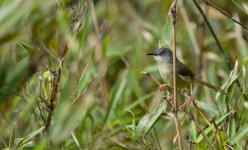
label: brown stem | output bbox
[45,60,63,133]
[170,1,184,150]
[142,70,162,86]
[184,91,223,148]
[190,114,216,150]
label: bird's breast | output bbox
[157,63,173,87]
[157,62,191,89]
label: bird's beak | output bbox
[147,51,158,56]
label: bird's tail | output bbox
[194,78,228,95]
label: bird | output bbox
[147,47,227,95]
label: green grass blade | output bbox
[197,101,219,116]
[196,111,232,143]
[135,101,167,137]
[15,126,45,148]
[0,57,30,102]
[104,71,127,126]
[228,124,248,145]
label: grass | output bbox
[0,0,248,149]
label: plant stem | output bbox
[170,1,184,149]
[190,114,216,150]
[45,60,63,133]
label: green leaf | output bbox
[218,130,226,149]
[0,57,30,102]
[125,109,136,138]
[227,118,236,138]
[228,124,248,145]
[104,71,127,126]
[197,101,219,116]
[244,102,248,110]
[190,121,198,142]
[77,65,91,94]
[135,101,167,137]
[0,0,35,34]
[0,31,20,46]
[196,112,232,143]
[15,126,45,148]
[126,93,154,110]
[19,42,36,55]
[216,60,239,100]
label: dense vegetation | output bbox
[0,0,248,149]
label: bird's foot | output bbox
[159,84,168,91]
[179,102,187,111]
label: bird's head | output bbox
[147,47,173,63]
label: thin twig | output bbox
[192,0,231,70]
[37,103,46,124]
[163,95,173,108]
[44,44,67,133]
[182,91,226,148]
[154,128,162,150]
[171,0,178,108]
[67,64,89,110]
[190,114,216,150]
[142,70,162,86]
[170,1,184,150]
[45,60,62,133]
[192,0,248,101]
[202,0,248,30]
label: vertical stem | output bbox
[170,1,183,150]
[172,1,177,113]
[45,60,62,133]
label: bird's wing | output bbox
[177,61,194,81]
[176,60,194,79]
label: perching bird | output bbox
[147,47,227,95]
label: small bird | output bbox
[147,47,227,95]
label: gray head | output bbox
[147,47,173,63]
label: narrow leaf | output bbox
[196,112,232,143]
[135,101,167,137]
[104,71,127,126]
[197,101,219,116]
[15,126,45,147]
[228,124,248,145]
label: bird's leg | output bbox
[159,84,168,91]
[179,89,190,111]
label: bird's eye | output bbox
[159,51,164,55]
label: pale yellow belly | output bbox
[158,65,191,89]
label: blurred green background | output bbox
[0,0,248,149]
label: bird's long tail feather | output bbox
[194,78,228,95]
